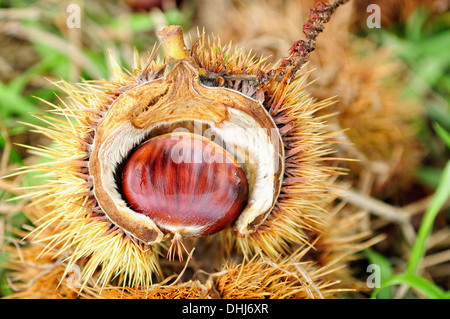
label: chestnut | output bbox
[89,26,284,261]
[121,132,249,240]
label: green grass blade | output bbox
[434,123,450,149]
[371,273,448,299]
[0,82,43,119]
[0,135,22,164]
[417,166,443,189]
[407,159,450,276]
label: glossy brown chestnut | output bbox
[121,133,249,237]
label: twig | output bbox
[266,0,350,82]
[0,8,40,20]
[199,0,350,86]
[421,249,450,269]
[263,257,324,299]
[0,179,24,195]
[426,227,450,250]
[291,258,324,299]
[329,185,418,245]
[169,247,196,286]
[329,186,410,224]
